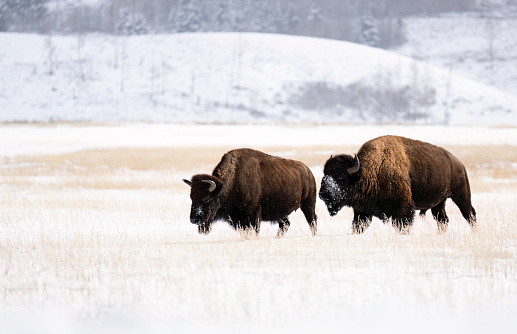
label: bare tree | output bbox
[485,12,496,74]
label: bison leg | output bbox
[392,207,414,235]
[240,222,260,239]
[234,213,260,238]
[391,198,415,234]
[276,217,291,238]
[431,200,449,234]
[392,217,413,235]
[300,194,317,236]
[301,206,317,236]
[250,211,261,236]
[252,223,260,235]
[352,211,372,234]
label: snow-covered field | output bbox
[1,9,517,333]
[0,31,516,125]
[2,123,517,156]
[1,124,516,333]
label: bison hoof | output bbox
[437,223,448,235]
[352,227,366,235]
[394,226,411,235]
[198,224,211,235]
[352,221,369,234]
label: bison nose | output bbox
[190,207,203,225]
[319,190,329,202]
[190,217,201,225]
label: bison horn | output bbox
[202,180,217,192]
[347,154,360,174]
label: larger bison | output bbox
[318,135,476,234]
[183,148,317,236]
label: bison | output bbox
[183,148,317,237]
[318,135,476,234]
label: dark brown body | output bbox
[319,135,476,234]
[184,148,317,236]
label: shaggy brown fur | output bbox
[319,135,476,234]
[184,148,317,237]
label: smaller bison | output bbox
[319,135,476,234]
[183,148,317,237]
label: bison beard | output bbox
[319,135,477,235]
[184,148,318,237]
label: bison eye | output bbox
[202,196,211,204]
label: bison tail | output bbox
[468,206,477,229]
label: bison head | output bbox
[183,174,223,234]
[319,154,360,216]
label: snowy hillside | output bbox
[393,12,517,96]
[1,32,516,125]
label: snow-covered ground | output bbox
[1,124,516,333]
[1,123,517,157]
[0,32,516,125]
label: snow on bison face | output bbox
[319,154,360,216]
[319,174,348,216]
[183,176,222,235]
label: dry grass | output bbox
[1,142,516,331]
[2,144,515,191]
[1,146,356,190]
